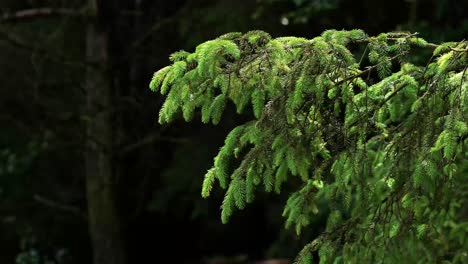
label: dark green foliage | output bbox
[150,29,468,263]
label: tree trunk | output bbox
[85,1,126,263]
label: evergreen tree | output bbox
[150,29,467,263]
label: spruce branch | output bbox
[150,29,468,263]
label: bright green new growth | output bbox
[150,29,467,263]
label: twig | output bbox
[119,133,190,155]
[0,28,98,69]
[34,194,87,220]
[1,8,83,23]
[130,0,196,50]
[335,53,403,87]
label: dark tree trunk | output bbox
[84,1,126,263]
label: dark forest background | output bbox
[0,0,466,263]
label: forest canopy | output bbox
[150,29,468,263]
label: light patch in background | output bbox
[280,16,289,26]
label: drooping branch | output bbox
[150,29,468,262]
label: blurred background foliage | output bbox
[0,0,466,263]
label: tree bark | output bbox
[85,1,126,263]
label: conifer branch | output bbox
[150,29,468,262]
